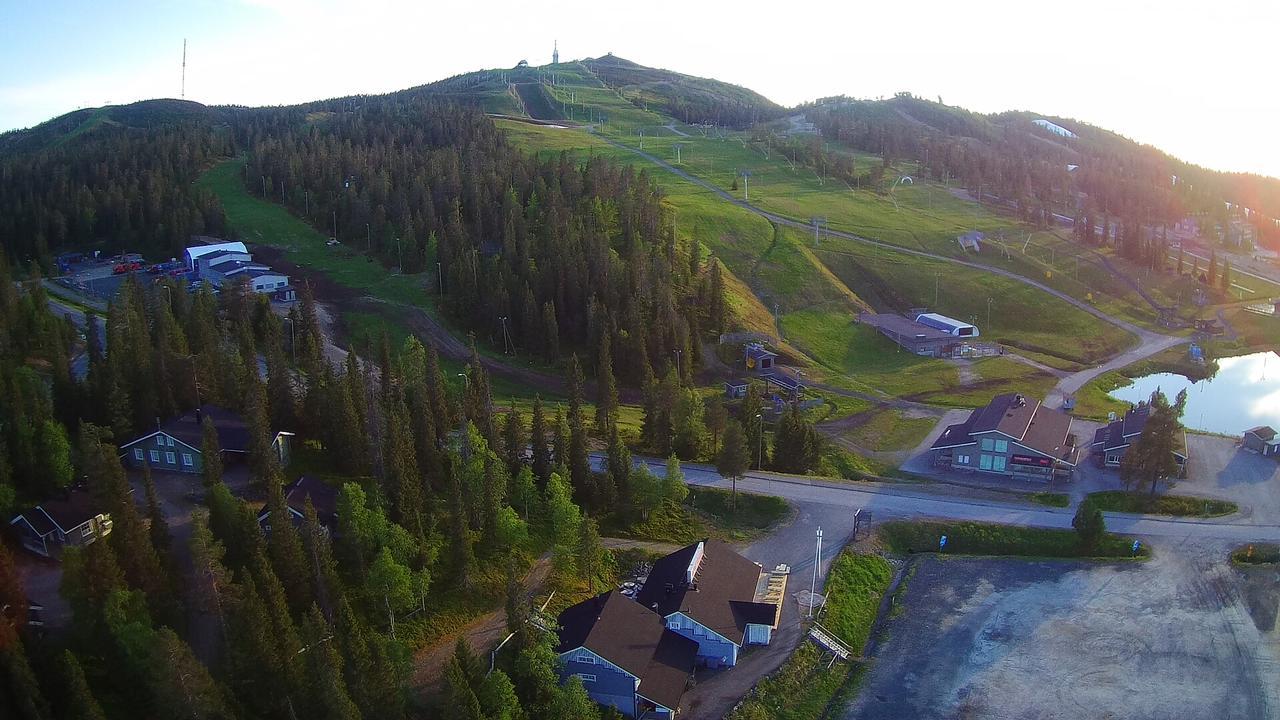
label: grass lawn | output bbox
[837,409,937,452]
[196,157,431,307]
[878,520,1149,559]
[1029,492,1071,508]
[728,552,894,720]
[1086,491,1238,518]
[618,488,791,544]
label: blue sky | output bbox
[2,0,1277,178]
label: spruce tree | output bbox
[502,407,526,477]
[577,516,605,594]
[448,464,473,589]
[142,463,171,559]
[607,425,633,519]
[265,469,312,614]
[298,606,363,720]
[529,396,551,484]
[594,336,619,437]
[58,651,106,720]
[201,415,223,487]
[566,355,591,504]
[716,419,750,511]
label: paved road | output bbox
[600,453,1280,544]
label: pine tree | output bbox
[448,463,473,589]
[672,386,708,460]
[265,470,312,614]
[300,500,344,620]
[577,516,605,594]
[443,657,486,720]
[383,393,424,538]
[529,396,551,485]
[504,559,528,638]
[594,336,618,437]
[336,600,405,720]
[58,651,106,720]
[1207,250,1218,286]
[1220,260,1232,293]
[425,346,453,443]
[0,634,51,720]
[771,406,822,474]
[142,463,171,559]
[298,606,363,720]
[566,355,591,504]
[201,415,223,487]
[478,669,526,720]
[1072,500,1105,553]
[707,257,727,335]
[552,407,569,471]
[716,419,750,511]
[146,628,235,720]
[607,424,633,517]
[502,407,526,477]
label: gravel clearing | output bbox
[842,548,1279,720]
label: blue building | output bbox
[556,591,697,718]
[120,405,292,475]
[634,540,778,669]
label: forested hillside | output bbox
[242,100,713,382]
[801,94,1280,256]
[0,100,233,262]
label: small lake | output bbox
[1109,350,1280,436]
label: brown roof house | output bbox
[9,488,113,558]
[931,393,1079,480]
[556,591,698,719]
[1242,426,1280,458]
[1091,403,1189,471]
[634,540,779,669]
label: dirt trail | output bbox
[409,555,553,696]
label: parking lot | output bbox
[841,552,1279,720]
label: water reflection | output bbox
[1109,351,1280,435]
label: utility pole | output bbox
[396,237,403,274]
[283,317,295,364]
[987,297,993,330]
[810,216,826,247]
[809,526,823,619]
[437,262,443,295]
[934,273,940,307]
[739,169,752,202]
[181,39,186,99]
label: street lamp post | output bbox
[986,297,993,330]
[755,413,764,471]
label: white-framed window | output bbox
[165,452,176,465]
[668,619,680,629]
[577,654,596,664]
[157,436,165,446]
[956,454,970,465]
[150,450,161,463]
[980,437,994,451]
[994,439,1008,453]
[575,674,596,683]
[134,448,145,461]
[81,525,93,538]
[167,436,175,447]
[979,454,993,470]
[182,453,194,467]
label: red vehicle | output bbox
[112,262,142,274]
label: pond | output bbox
[1109,350,1280,436]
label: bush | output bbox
[728,551,893,720]
[1086,491,1237,518]
[878,520,1147,559]
[1231,543,1280,565]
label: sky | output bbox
[2,0,1277,178]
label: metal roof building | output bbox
[914,313,979,338]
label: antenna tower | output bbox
[181,39,187,99]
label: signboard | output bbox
[939,535,948,551]
[1010,454,1052,468]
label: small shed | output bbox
[744,344,777,371]
[1243,426,1280,457]
[724,380,749,399]
[957,231,984,252]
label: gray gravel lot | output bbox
[842,551,1279,720]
